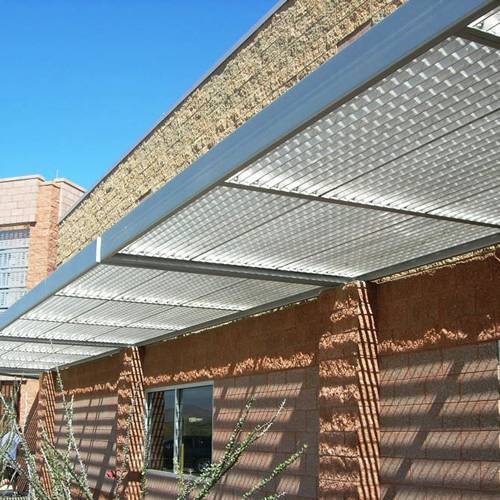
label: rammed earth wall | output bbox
[34,251,500,499]
[58,0,406,263]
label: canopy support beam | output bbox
[107,254,349,286]
[358,232,500,281]
[0,336,125,349]
[0,368,42,377]
[458,27,500,50]
[222,182,500,230]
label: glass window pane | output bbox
[147,389,175,471]
[179,385,212,474]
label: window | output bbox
[0,229,29,312]
[146,383,213,475]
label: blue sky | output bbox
[0,0,277,189]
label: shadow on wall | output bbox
[53,393,118,497]
[145,365,319,500]
[379,341,499,498]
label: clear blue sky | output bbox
[0,0,277,189]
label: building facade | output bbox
[0,175,84,426]
[1,0,499,499]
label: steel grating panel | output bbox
[186,279,318,310]
[123,187,497,276]
[105,327,174,343]
[131,305,236,330]
[282,218,497,276]
[188,280,317,311]
[0,359,58,371]
[73,301,169,327]
[1,319,60,338]
[60,263,249,308]
[115,271,245,308]
[1,1,499,372]
[471,6,500,36]
[36,323,118,342]
[54,345,112,357]
[58,264,163,300]
[23,296,105,323]
[324,112,500,222]
[0,342,57,354]
[123,186,305,259]
[228,37,500,224]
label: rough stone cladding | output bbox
[58,0,406,263]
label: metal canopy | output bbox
[0,0,499,374]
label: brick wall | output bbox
[377,252,500,498]
[319,283,380,499]
[52,291,332,499]
[146,367,318,499]
[26,182,60,288]
[33,251,499,498]
[58,0,406,263]
[57,179,85,221]
[0,176,42,226]
[0,175,85,290]
[379,342,499,497]
[141,295,330,499]
[26,179,85,288]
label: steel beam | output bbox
[458,27,500,50]
[358,233,500,281]
[0,336,125,349]
[107,253,349,286]
[223,182,500,230]
[0,239,100,332]
[0,367,43,376]
[135,286,328,347]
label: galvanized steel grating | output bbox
[0,2,499,373]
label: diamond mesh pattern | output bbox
[229,37,500,223]
[123,186,304,259]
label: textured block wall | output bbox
[22,251,498,498]
[379,342,499,497]
[318,282,380,499]
[377,252,500,498]
[142,293,332,499]
[58,0,406,263]
[146,367,319,499]
[48,290,333,499]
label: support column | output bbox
[319,282,380,499]
[115,347,146,499]
[34,372,56,492]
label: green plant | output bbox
[0,369,131,500]
[0,376,306,500]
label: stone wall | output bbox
[58,0,406,263]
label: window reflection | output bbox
[179,386,212,474]
[147,389,175,471]
[147,384,212,474]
